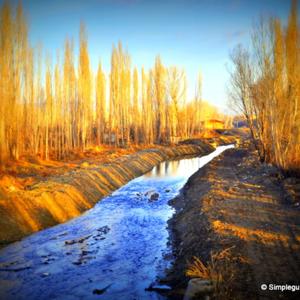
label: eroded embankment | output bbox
[0,143,214,245]
[165,146,300,300]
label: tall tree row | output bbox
[229,0,300,174]
[0,1,30,163]
[0,1,222,167]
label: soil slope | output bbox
[0,143,214,245]
[167,146,300,299]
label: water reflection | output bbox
[146,144,234,179]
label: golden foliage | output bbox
[0,1,223,167]
[229,0,300,174]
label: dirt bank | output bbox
[165,146,300,299]
[0,143,214,245]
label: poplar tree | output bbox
[132,67,139,143]
[78,22,92,149]
[96,62,106,144]
[153,56,167,143]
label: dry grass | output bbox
[212,220,297,247]
[186,247,237,299]
[0,144,154,193]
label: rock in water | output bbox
[184,279,213,300]
[149,192,159,201]
[145,283,172,292]
[92,284,111,295]
[145,190,155,196]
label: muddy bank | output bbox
[165,146,300,299]
[0,143,214,245]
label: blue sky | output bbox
[2,0,294,111]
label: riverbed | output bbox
[0,145,234,300]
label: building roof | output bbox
[206,119,224,124]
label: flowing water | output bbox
[0,145,234,300]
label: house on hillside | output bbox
[202,119,225,129]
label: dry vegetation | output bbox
[229,0,300,175]
[0,1,227,171]
[186,248,237,299]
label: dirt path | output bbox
[166,147,300,299]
